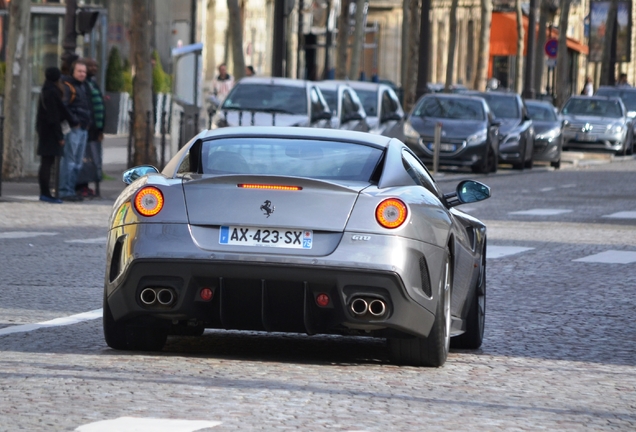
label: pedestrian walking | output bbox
[75,58,105,198]
[581,77,594,96]
[36,67,78,204]
[212,63,234,102]
[59,59,93,202]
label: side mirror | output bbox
[443,180,491,208]
[491,119,502,127]
[343,112,364,122]
[122,165,160,185]
[312,110,332,122]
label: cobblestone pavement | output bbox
[0,158,635,431]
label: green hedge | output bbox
[105,47,124,92]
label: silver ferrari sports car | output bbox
[103,127,490,367]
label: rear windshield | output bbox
[479,94,520,119]
[413,97,485,120]
[562,98,623,118]
[222,84,308,115]
[186,138,383,181]
[527,104,557,121]
[355,90,378,116]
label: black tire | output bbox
[388,251,451,367]
[451,243,486,349]
[103,295,168,351]
[550,159,561,169]
[170,323,206,336]
[472,146,497,174]
[627,140,634,156]
[103,295,128,350]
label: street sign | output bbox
[545,39,558,58]
[546,58,557,68]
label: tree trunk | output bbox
[205,0,217,84]
[533,0,550,95]
[401,0,410,89]
[514,0,524,94]
[335,1,350,79]
[600,0,618,86]
[444,0,459,92]
[349,0,366,80]
[555,0,571,108]
[228,0,246,80]
[2,0,30,179]
[473,0,492,91]
[131,0,155,166]
[404,0,420,109]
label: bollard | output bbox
[179,111,185,150]
[433,122,442,175]
[127,110,134,168]
[144,110,151,164]
[160,111,167,170]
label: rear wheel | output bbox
[550,159,561,169]
[472,146,497,174]
[389,251,451,367]
[103,295,128,350]
[103,295,168,351]
[451,243,486,349]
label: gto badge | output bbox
[260,200,275,218]
[352,235,371,241]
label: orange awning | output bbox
[490,12,589,57]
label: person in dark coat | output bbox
[36,67,78,203]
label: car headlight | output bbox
[608,124,624,134]
[503,133,521,143]
[466,130,488,146]
[536,127,560,141]
[403,120,420,139]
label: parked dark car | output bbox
[210,77,333,129]
[561,96,632,155]
[315,81,370,132]
[401,93,500,173]
[525,100,563,169]
[469,91,535,169]
[342,81,405,137]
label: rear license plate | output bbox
[427,143,456,152]
[219,226,313,249]
[576,133,595,142]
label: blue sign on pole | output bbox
[545,39,558,58]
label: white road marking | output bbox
[602,211,636,219]
[488,246,535,259]
[0,309,102,336]
[65,237,107,244]
[573,250,636,264]
[509,209,572,216]
[4,195,39,201]
[0,231,58,239]
[75,417,222,432]
[561,184,576,188]
[540,187,555,192]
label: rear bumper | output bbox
[105,223,446,339]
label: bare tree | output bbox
[401,0,410,90]
[2,0,30,179]
[514,0,524,93]
[533,0,551,95]
[473,0,492,91]
[228,0,246,80]
[131,0,155,166]
[555,0,571,108]
[349,0,366,80]
[404,0,420,109]
[335,1,351,79]
[600,0,619,85]
[444,0,459,92]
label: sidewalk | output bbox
[0,134,131,203]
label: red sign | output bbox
[545,39,558,58]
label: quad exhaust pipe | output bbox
[349,297,387,318]
[140,288,176,306]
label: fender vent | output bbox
[419,256,432,298]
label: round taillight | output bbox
[316,293,330,307]
[376,198,408,229]
[200,288,214,301]
[134,187,164,217]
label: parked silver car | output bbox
[210,77,333,129]
[340,81,405,137]
[561,96,632,155]
[315,81,370,132]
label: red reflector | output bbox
[200,288,214,301]
[316,293,330,307]
[238,184,302,191]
